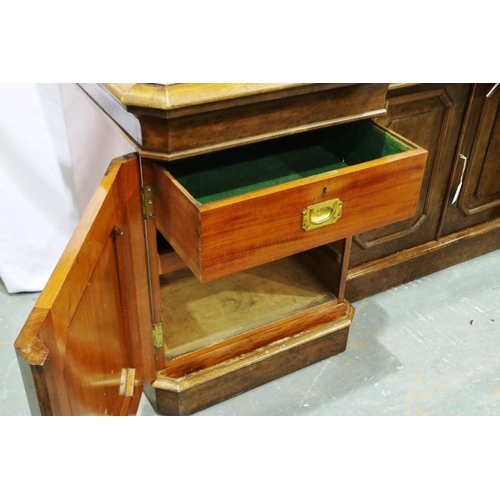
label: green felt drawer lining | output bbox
[165,120,411,204]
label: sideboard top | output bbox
[83,83,389,160]
[102,83,354,113]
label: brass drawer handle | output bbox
[302,199,342,231]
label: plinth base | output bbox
[145,302,354,416]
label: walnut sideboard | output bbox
[15,83,427,415]
[347,83,500,300]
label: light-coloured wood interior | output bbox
[160,257,336,360]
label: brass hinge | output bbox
[141,184,154,219]
[152,322,163,350]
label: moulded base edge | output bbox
[144,303,354,416]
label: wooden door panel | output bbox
[63,236,134,415]
[476,109,500,197]
[460,87,500,208]
[441,84,500,235]
[15,154,155,415]
[349,84,471,266]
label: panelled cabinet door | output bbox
[15,154,156,415]
[440,83,500,235]
[349,83,471,266]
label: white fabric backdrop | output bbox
[0,83,79,293]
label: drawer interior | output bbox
[165,120,412,204]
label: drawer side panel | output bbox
[153,166,201,275]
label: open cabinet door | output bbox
[15,154,156,415]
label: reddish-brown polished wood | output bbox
[295,238,352,303]
[14,154,155,415]
[140,158,167,371]
[116,83,389,160]
[162,300,348,379]
[21,83,443,416]
[158,247,188,274]
[146,304,354,416]
[154,128,427,282]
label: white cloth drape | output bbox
[0,83,79,293]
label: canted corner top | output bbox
[101,83,353,112]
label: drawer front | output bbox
[154,122,427,282]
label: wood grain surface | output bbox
[14,154,155,415]
[147,303,354,416]
[112,83,388,159]
[154,124,427,282]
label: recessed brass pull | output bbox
[302,199,342,231]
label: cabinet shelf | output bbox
[160,256,338,361]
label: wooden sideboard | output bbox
[22,82,496,416]
[346,83,500,301]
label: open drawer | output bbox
[153,120,427,282]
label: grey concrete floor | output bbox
[2,250,500,416]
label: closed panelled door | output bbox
[440,83,500,236]
[349,83,472,266]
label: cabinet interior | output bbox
[155,233,344,366]
[159,257,336,360]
